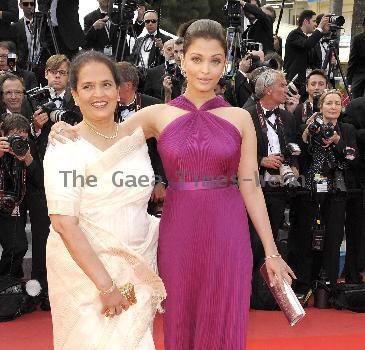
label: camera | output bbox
[7,135,29,157]
[308,114,335,146]
[287,74,299,96]
[223,0,242,28]
[7,53,17,71]
[26,86,57,114]
[240,39,263,57]
[326,14,345,29]
[109,0,158,25]
[49,110,80,125]
[279,143,301,187]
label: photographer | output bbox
[31,54,81,161]
[245,69,299,268]
[0,114,33,278]
[239,0,274,54]
[143,38,176,101]
[83,0,145,61]
[284,10,330,90]
[289,90,358,295]
[0,41,37,90]
[162,38,185,103]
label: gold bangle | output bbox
[99,280,115,296]
[265,254,282,261]
[118,283,137,305]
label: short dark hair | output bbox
[69,51,121,90]
[175,37,184,46]
[306,69,328,85]
[1,113,30,136]
[0,41,17,53]
[298,10,316,27]
[117,61,139,90]
[316,14,324,26]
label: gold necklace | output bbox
[83,120,119,140]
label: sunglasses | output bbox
[144,19,157,24]
[22,2,35,6]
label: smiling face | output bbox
[72,61,119,124]
[2,79,24,113]
[321,92,342,122]
[181,38,225,96]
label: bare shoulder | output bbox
[216,106,253,135]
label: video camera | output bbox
[223,0,242,28]
[26,87,79,125]
[108,0,160,25]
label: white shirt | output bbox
[24,18,40,65]
[50,0,59,26]
[262,106,281,155]
[139,30,157,68]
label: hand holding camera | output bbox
[318,15,330,33]
[260,154,283,169]
[0,135,32,164]
[33,108,49,132]
[163,75,173,96]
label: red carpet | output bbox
[0,307,364,350]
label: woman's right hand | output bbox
[100,286,131,317]
[0,137,10,154]
[49,121,80,145]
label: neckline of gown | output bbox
[172,94,229,112]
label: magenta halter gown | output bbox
[157,95,253,350]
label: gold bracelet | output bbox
[99,280,115,296]
[118,283,137,305]
[265,254,282,261]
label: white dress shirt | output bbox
[139,30,157,68]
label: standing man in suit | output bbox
[11,0,37,71]
[37,0,85,59]
[130,9,172,70]
[233,55,254,107]
[347,16,365,99]
[0,0,18,41]
[244,69,298,268]
[116,61,166,215]
[239,0,274,54]
[84,0,145,61]
[284,10,330,90]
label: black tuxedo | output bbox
[11,18,28,70]
[83,9,143,61]
[0,0,18,41]
[347,32,365,98]
[242,2,273,53]
[233,71,253,108]
[245,103,298,268]
[284,27,323,88]
[130,31,172,69]
[143,64,164,100]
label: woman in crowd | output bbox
[44,51,165,349]
[290,89,358,295]
[51,20,294,349]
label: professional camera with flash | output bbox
[308,114,335,146]
[7,135,29,157]
[279,143,301,187]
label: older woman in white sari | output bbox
[43,51,165,350]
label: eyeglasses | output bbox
[144,19,157,24]
[3,90,24,97]
[47,69,68,76]
[0,54,8,60]
[22,2,35,6]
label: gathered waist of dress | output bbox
[168,179,237,191]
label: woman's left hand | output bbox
[265,257,296,292]
[322,131,340,148]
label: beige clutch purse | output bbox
[260,262,306,326]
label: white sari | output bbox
[43,127,166,350]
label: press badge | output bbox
[104,45,113,57]
[314,173,328,193]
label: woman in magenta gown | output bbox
[51,19,295,350]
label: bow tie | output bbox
[146,34,155,39]
[52,97,63,103]
[119,103,135,112]
[265,108,279,119]
[100,12,107,16]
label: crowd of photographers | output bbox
[0,0,364,315]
